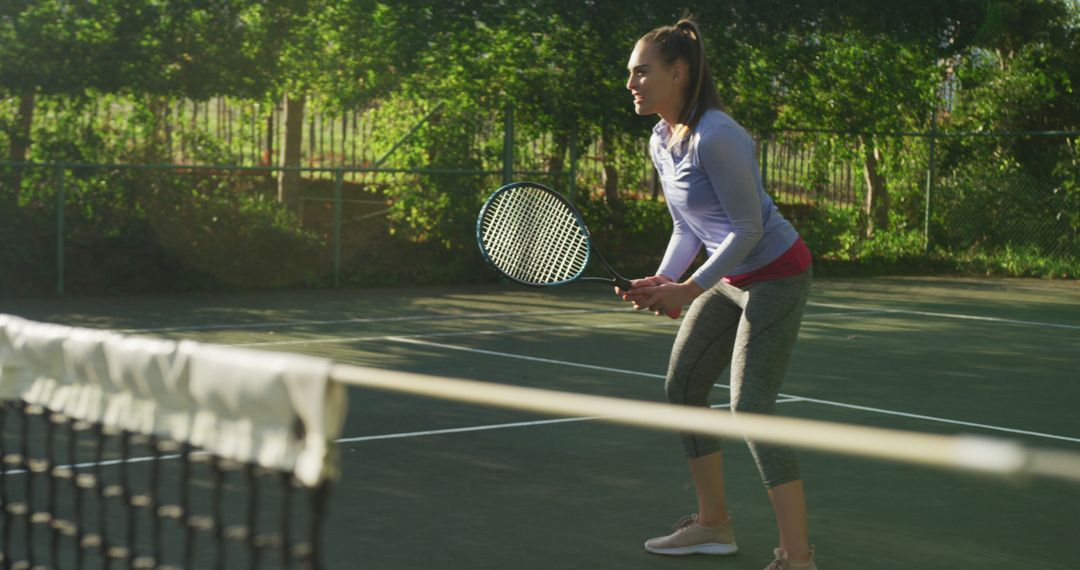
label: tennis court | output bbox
[5,275,1079,569]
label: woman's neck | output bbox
[659,108,683,129]
[658,94,687,129]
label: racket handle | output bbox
[616,276,680,318]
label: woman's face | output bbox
[626,41,683,119]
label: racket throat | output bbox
[593,249,632,290]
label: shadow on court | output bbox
[5,276,1079,569]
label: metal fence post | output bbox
[333,170,343,287]
[568,134,577,202]
[924,117,937,254]
[502,101,514,186]
[55,165,66,296]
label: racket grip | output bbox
[613,277,634,292]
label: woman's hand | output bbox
[625,279,704,318]
[613,274,674,300]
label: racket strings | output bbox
[495,194,549,278]
[528,191,584,281]
[491,190,580,283]
[480,186,589,285]
[485,192,547,279]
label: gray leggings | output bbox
[665,268,811,488]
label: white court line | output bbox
[120,307,628,334]
[389,336,664,378]
[3,399,803,474]
[118,296,1079,335]
[389,337,1080,445]
[7,303,1069,476]
[3,453,185,476]
[778,395,1080,444]
[808,302,1080,331]
[337,398,802,444]
[233,319,673,348]
[14,303,1066,474]
[234,309,878,349]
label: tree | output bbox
[0,0,118,201]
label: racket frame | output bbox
[477,182,633,290]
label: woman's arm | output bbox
[686,127,764,290]
[656,206,703,282]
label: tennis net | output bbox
[0,315,346,569]
[3,312,1079,569]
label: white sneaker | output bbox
[764,546,817,570]
[643,514,738,556]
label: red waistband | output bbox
[722,236,812,287]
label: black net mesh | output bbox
[0,400,330,570]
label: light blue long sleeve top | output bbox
[651,109,799,289]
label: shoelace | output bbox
[765,559,789,570]
[672,514,698,532]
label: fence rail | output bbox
[3,93,1077,296]
[0,161,577,296]
[0,94,659,197]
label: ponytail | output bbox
[638,18,722,148]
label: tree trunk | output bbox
[263,108,275,166]
[547,133,567,175]
[149,96,169,162]
[3,89,36,204]
[278,93,305,211]
[860,135,889,237]
[600,130,619,206]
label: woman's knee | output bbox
[730,394,776,416]
[664,377,698,405]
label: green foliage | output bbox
[577,194,673,277]
[858,228,928,262]
[4,0,1080,296]
[932,162,1075,259]
[949,244,1078,279]
[953,44,1077,134]
[136,173,326,289]
[370,98,493,251]
[0,1,118,93]
[2,163,328,297]
[24,99,116,164]
[1054,135,1080,235]
[787,170,1078,279]
[778,31,940,133]
[0,166,56,296]
[793,204,863,260]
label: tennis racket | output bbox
[476,181,680,318]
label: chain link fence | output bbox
[761,129,1078,269]
[934,171,1075,258]
[2,97,1076,297]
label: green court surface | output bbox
[5,276,1079,569]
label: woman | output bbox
[620,18,817,570]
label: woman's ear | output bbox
[671,61,686,85]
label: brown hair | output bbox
[638,18,722,147]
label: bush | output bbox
[576,195,673,278]
[136,172,328,290]
[2,165,329,297]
